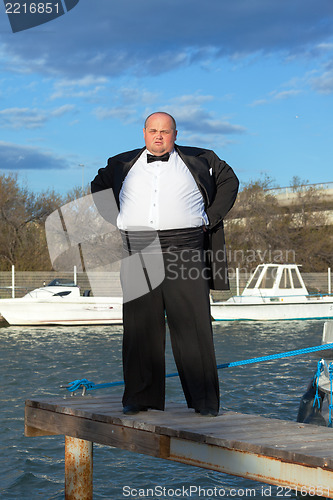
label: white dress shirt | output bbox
[116,149,208,230]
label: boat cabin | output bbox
[24,279,81,300]
[242,264,309,297]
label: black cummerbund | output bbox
[120,227,204,253]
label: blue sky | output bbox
[0,0,332,195]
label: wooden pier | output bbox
[25,395,333,499]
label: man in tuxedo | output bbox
[91,112,239,416]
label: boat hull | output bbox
[211,299,333,321]
[0,297,123,326]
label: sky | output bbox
[0,0,332,196]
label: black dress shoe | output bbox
[195,408,218,417]
[122,405,148,415]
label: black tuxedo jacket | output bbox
[91,145,239,290]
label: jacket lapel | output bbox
[121,147,145,177]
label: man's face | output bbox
[143,114,177,156]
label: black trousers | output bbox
[120,229,220,412]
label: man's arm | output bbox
[91,157,114,194]
[205,151,239,229]
[90,158,119,224]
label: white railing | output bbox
[265,181,333,197]
[0,266,331,301]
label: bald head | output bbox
[143,112,178,156]
[144,112,177,130]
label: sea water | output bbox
[0,320,326,499]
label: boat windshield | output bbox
[279,268,292,289]
[47,279,77,287]
[291,269,303,288]
[247,266,264,289]
[258,266,278,289]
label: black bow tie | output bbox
[147,152,170,163]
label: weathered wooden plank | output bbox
[26,396,294,438]
[168,436,333,497]
[212,427,333,444]
[25,396,333,445]
[25,405,170,458]
[25,424,59,437]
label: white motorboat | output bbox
[210,264,333,321]
[0,279,123,326]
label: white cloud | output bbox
[0,141,70,170]
[51,104,75,116]
[162,97,246,135]
[311,70,333,94]
[94,106,135,122]
[249,99,268,108]
[0,105,75,129]
[178,131,236,149]
[92,90,247,138]
[249,88,303,107]
[50,75,107,100]
[1,0,332,78]
[272,90,302,100]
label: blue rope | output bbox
[217,343,333,370]
[313,360,324,409]
[328,362,333,427]
[64,342,333,393]
[66,378,124,393]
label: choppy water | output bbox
[0,320,327,499]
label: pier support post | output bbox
[65,436,93,500]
